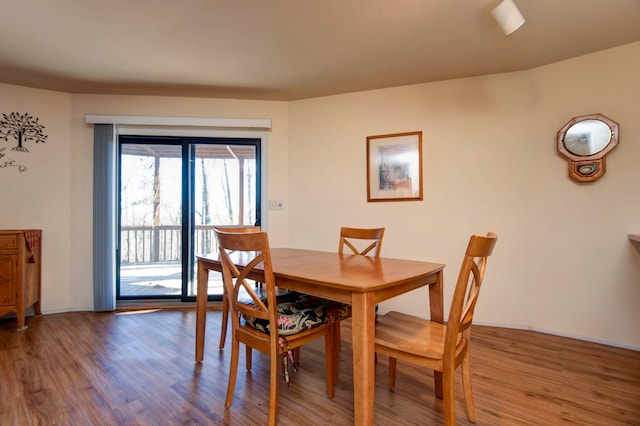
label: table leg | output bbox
[195,260,209,362]
[351,291,376,425]
[429,270,445,398]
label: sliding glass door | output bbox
[117,136,260,301]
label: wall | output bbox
[0,85,73,311]
[288,42,640,349]
[1,42,638,349]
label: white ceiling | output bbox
[0,0,638,101]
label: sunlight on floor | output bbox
[115,309,162,315]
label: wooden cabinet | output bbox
[0,230,41,330]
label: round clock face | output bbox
[563,119,611,156]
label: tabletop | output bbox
[197,247,444,293]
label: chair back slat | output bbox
[459,260,483,332]
[339,227,385,257]
[220,249,269,320]
[445,232,498,352]
[214,226,261,351]
[215,230,277,328]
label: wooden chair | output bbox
[291,226,385,373]
[215,229,337,426]
[213,225,260,350]
[338,226,385,321]
[338,226,385,258]
[374,232,498,426]
[329,227,385,376]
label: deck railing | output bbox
[120,225,219,264]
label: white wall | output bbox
[1,42,638,349]
[0,85,74,311]
[288,42,640,349]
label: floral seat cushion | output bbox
[242,291,350,336]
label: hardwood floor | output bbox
[1,309,639,425]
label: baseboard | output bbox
[115,299,223,312]
[27,305,640,352]
[473,321,640,352]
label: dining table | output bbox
[195,247,445,425]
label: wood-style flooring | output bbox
[1,308,639,425]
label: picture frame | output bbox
[367,131,423,202]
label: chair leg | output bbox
[324,330,336,398]
[332,322,341,383]
[461,351,476,422]
[268,345,280,426]
[245,345,253,371]
[388,357,397,388]
[442,366,457,426]
[225,338,240,408]
[219,294,228,349]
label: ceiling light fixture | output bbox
[491,0,526,36]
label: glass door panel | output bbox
[189,143,258,298]
[119,143,183,298]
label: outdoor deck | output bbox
[120,263,223,297]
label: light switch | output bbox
[268,200,284,210]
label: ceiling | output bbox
[0,0,638,101]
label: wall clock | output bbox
[557,113,619,183]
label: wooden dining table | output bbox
[195,248,445,425]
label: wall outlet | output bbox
[268,200,284,210]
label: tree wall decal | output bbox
[0,112,48,152]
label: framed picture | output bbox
[367,131,423,202]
